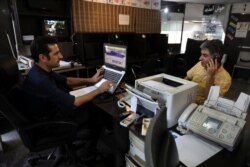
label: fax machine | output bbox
[177,86,250,151]
[135,74,198,128]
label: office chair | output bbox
[130,58,159,80]
[145,108,179,167]
[0,54,78,166]
[175,38,206,77]
[232,51,250,81]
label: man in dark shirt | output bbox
[22,36,113,163]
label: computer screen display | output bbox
[103,43,127,70]
[43,20,68,37]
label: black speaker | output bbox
[73,33,85,64]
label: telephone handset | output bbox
[178,103,198,129]
[117,94,132,108]
[213,53,221,64]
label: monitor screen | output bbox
[84,42,103,60]
[43,20,68,37]
[58,42,74,60]
[103,43,127,70]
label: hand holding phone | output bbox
[213,53,221,64]
[206,57,218,76]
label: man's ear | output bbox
[38,54,48,63]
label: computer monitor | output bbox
[42,19,68,37]
[58,42,75,61]
[103,43,127,71]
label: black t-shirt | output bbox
[22,64,76,121]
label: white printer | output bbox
[135,73,197,128]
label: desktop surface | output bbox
[93,92,116,104]
[91,87,250,167]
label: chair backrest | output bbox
[0,55,77,153]
[0,94,30,129]
[0,55,20,94]
[236,51,250,68]
[184,38,206,70]
[0,55,30,128]
[142,59,158,76]
[145,108,179,167]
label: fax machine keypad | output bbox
[188,111,206,126]
[218,122,240,143]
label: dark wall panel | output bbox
[0,0,16,57]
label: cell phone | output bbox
[213,53,220,64]
[213,57,217,63]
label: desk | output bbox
[92,94,130,167]
[53,65,87,77]
[91,90,250,167]
[197,107,250,167]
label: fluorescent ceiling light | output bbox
[164,8,169,13]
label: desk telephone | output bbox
[177,103,246,151]
[117,94,132,108]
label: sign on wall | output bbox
[235,22,249,38]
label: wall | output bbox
[72,0,161,33]
[0,0,16,57]
[180,3,229,53]
[161,12,184,44]
[224,3,250,74]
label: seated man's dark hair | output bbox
[30,36,58,62]
[200,39,224,63]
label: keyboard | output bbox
[104,69,122,84]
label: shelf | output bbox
[19,12,70,18]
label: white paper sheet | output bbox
[234,92,250,112]
[59,60,71,67]
[119,14,130,25]
[130,96,138,112]
[174,134,222,167]
[70,86,97,97]
[127,88,159,115]
[205,86,250,119]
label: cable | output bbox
[117,100,126,108]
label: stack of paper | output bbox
[172,132,222,167]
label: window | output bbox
[161,12,184,44]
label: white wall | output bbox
[161,12,184,44]
[180,3,229,53]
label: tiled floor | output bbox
[0,78,250,167]
[0,129,114,167]
[225,79,250,100]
